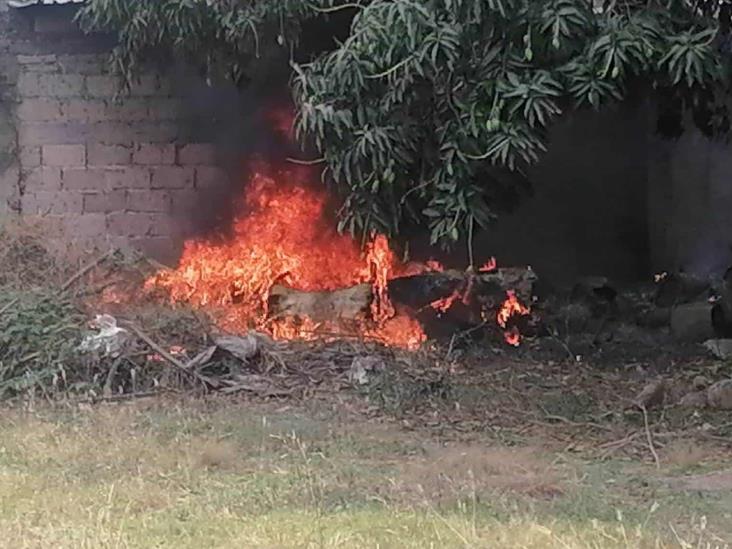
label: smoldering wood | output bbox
[388,267,536,310]
[266,267,537,324]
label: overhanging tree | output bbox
[78,0,732,254]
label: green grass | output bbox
[0,399,729,548]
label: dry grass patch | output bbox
[397,443,566,503]
[1,402,730,548]
[0,220,62,288]
[661,439,720,470]
[191,439,241,471]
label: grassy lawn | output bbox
[0,398,729,548]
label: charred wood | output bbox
[266,268,537,328]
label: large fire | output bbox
[143,107,531,350]
[145,164,429,349]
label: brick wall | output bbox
[0,4,231,265]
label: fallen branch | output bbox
[642,406,661,469]
[538,411,615,432]
[78,390,168,404]
[0,297,19,315]
[122,322,217,390]
[598,430,642,459]
[102,357,122,398]
[61,248,118,293]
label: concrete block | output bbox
[60,99,108,123]
[128,236,181,265]
[105,167,151,190]
[178,144,217,165]
[156,77,174,96]
[18,146,41,168]
[83,191,127,214]
[57,54,107,75]
[40,74,85,97]
[18,122,91,146]
[17,73,42,96]
[147,214,179,236]
[16,55,58,77]
[18,73,84,97]
[105,99,150,122]
[106,212,154,237]
[86,122,179,146]
[128,75,160,96]
[170,189,200,215]
[126,189,171,213]
[21,167,62,192]
[21,190,83,215]
[151,166,194,189]
[85,75,119,98]
[17,99,62,122]
[147,97,184,120]
[17,54,57,65]
[133,143,176,165]
[62,168,106,191]
[62,213,107,240]
[33,12,79,34]
[195,166,228,188]
[42,144,86,167]
[87,144,132,166]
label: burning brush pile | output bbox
[0,154,537,402]
[144,163,536,351]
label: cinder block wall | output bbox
[0,3,230,265]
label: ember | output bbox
[497,290,531,346]
[430,290,462,314]
[479,257,497,272]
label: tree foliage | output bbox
[78,0,732,250]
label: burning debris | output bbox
[145,164,535,350]
[497,290,532,346]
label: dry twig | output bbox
[122,321,216,389]
[642,406,661,469]
[0,297,19,315]
[61,249,118,293]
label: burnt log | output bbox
[388,267,536,310]
[268,284,371,323]
[267,268,537,328]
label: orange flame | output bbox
[366,234,396,324]
[497,290,531,346]
[430,290,462,314]
[503,327,522,347]
[479,257,497,273]
[145,165,426,349]
[425,259,445,272]
[142,108,527,352]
